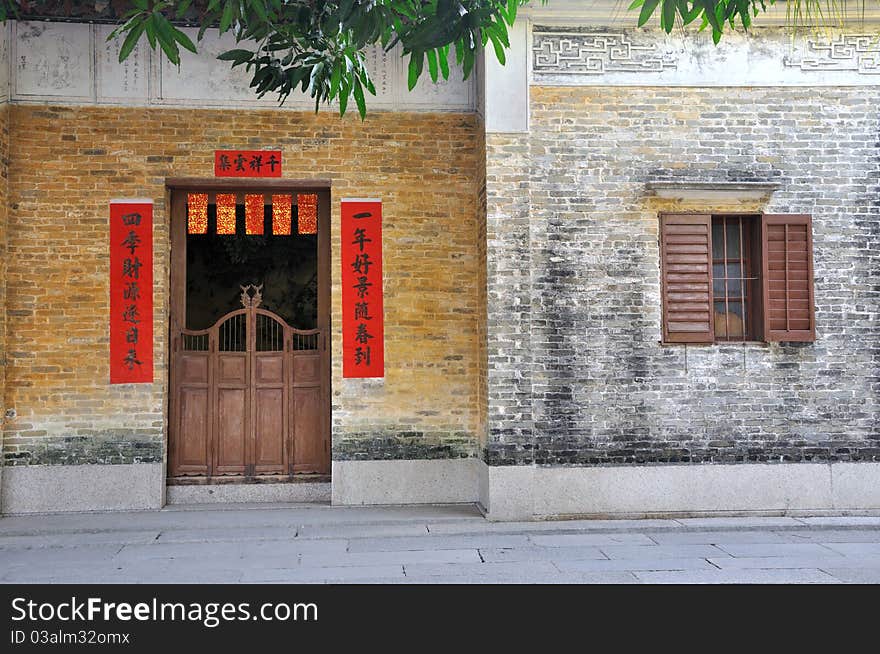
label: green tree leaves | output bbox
[632,0,776,42]
[109,2,198,66]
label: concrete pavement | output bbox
[1,504,880,583]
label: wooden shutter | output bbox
[660,214,714,343]
[761,214,816,342]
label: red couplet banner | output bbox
[109,201,153,384]
[341,199,384,378]
[214,150,282,177]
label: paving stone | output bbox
[402,561,559,578]
[426,519,679,534]
[554,558,718,573]
[240,565,405,583]
[239,539,349,556]
[156,527,299,544]
[634,569,838,584]
[114,541,245,562]
[2,505,879,583]
[114,569,247,584]
[529,533,656,547]
[300,548,482,568]
[297,524,430,539]
[819,568,880,583]
[0,505,482,537]
[2,568,123,584]
[820,542,880,557]
[478,546,607,563]
[0,530,160,549]
[714,543,842,558]
[599,544,728,560]
[1,544,123,567]
[646,531,792,545]
[346,534,530,553]
[708,556,880,570]
[781,530,880,544]
[395,572,640,584]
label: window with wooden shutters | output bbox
[660,214,714,343]
[661,213,815,344]
[762,214,815,342]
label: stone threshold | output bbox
[165,480,331,505]
[167,474,330,486]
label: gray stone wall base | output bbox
[481,462,880,521]
[5,460,879,518]
[1,463,163,514]
[332,459,479,505]
[166,483,330,505]
[477,458,490,513]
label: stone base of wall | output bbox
[332,459,480,506]
[0,463,163,514]
[6,460,879,519]
[479,462,880,521]
[166,482,330,505]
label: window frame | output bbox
[711,214,763,343]
[659,212,815,345]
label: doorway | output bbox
[166,181,330,481]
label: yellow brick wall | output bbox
[2,105,482,466]
[475,120,488,449]
[0,105,8,452]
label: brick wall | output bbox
[475,120,488,448]
[485,85,880,466]
[0,105,8,457]
[485,132,534,463]
[2,105,482,466]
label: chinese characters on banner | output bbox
[214,150,282,177]
[110,201,153,384]
[341,199,384,378]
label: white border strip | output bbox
[110,198,154,204]
[340,198,382,203]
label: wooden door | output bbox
[167,183,330,479]
[170,293,328,477]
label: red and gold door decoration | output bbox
[341,199,384,378]
[110,200,153,383]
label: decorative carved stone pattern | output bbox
[532,28,678,76]
[784,35,880,74]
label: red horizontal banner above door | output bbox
[341,199,384,378]
[214,150,282,177]
[110,200,153,384]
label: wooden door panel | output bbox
[175,387,210,475]
[293,353,320,385]
[292,385,324,473]
[215,387,247,474]
[180,355,208,384]
[217,355,247,384]
[255,354,284,384]
[254,387,285,473]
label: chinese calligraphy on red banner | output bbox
[110,201,153,384]
[214,150,282,177]
[341,199,384,378]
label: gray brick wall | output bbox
[485,133,535,464]
[484,85,880,466]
